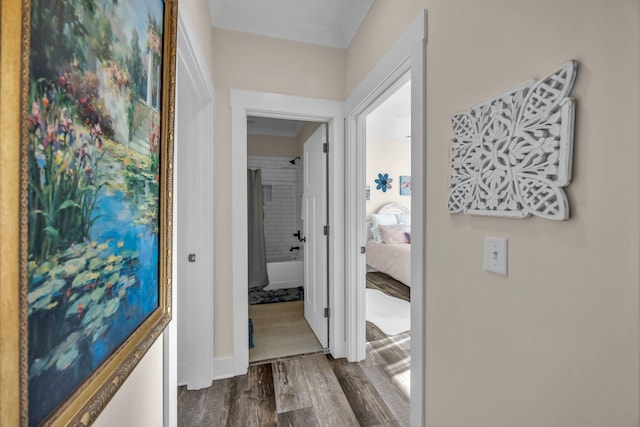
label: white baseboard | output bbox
[178,357,236,387]
[177,362,187,387]
[213,357,236,380]
[178,357,239,387]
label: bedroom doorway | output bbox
[344,10,426,426]
[245,117,329,363]
[363,75,412,420]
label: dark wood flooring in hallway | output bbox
[178,272,410,427]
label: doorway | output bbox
[362,76,412,413]
[165,11,216,425]
[345,11,426,427]
[229,91,345,376]
[245,117,328,363]
[173,16,215,386]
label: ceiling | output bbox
[209,0,374,48]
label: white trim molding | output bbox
[345,10,427,427]
[212,357,235,380]
[166,12,216,427]
[230,91,345,377]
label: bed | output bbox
[366,203,411,286]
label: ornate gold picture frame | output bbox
[1,0,176,424]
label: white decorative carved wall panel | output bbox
[448,61,578,220]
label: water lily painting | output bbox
[19,0,176,425]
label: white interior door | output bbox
[302,124,329,348]
[176,59,214,389]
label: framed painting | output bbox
[1,0,176,425]
[400,175,411,196]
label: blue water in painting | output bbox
[88,188,159,356]
[28,188,158,426]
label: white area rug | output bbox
[366,288,410,336]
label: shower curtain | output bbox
[247,169,269,288]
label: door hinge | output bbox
[323,142,328,153]
[324,307,330,318]
[323,225,329,236]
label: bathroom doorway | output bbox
[246,117,327,363]
[230,90,345,375]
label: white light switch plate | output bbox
[483,237,508,276]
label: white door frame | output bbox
[164,11,215,426]
[345,11,427,427]
[230,91,345,376]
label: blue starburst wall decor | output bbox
[375,173,393,192]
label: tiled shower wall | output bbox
[248,156,303,261]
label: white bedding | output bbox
[366,240,411,286]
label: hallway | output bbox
[178,273,411,426]
[178,333,409,426]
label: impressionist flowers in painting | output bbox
[26,0,167,424]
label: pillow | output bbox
[370,213,398,243]
[396,213,411,224]
[379,224,411,244]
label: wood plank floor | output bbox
[365,271,410,302]
[178,272,410,426]
[249,301,323,363]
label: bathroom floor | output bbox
[249,301,324,363]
